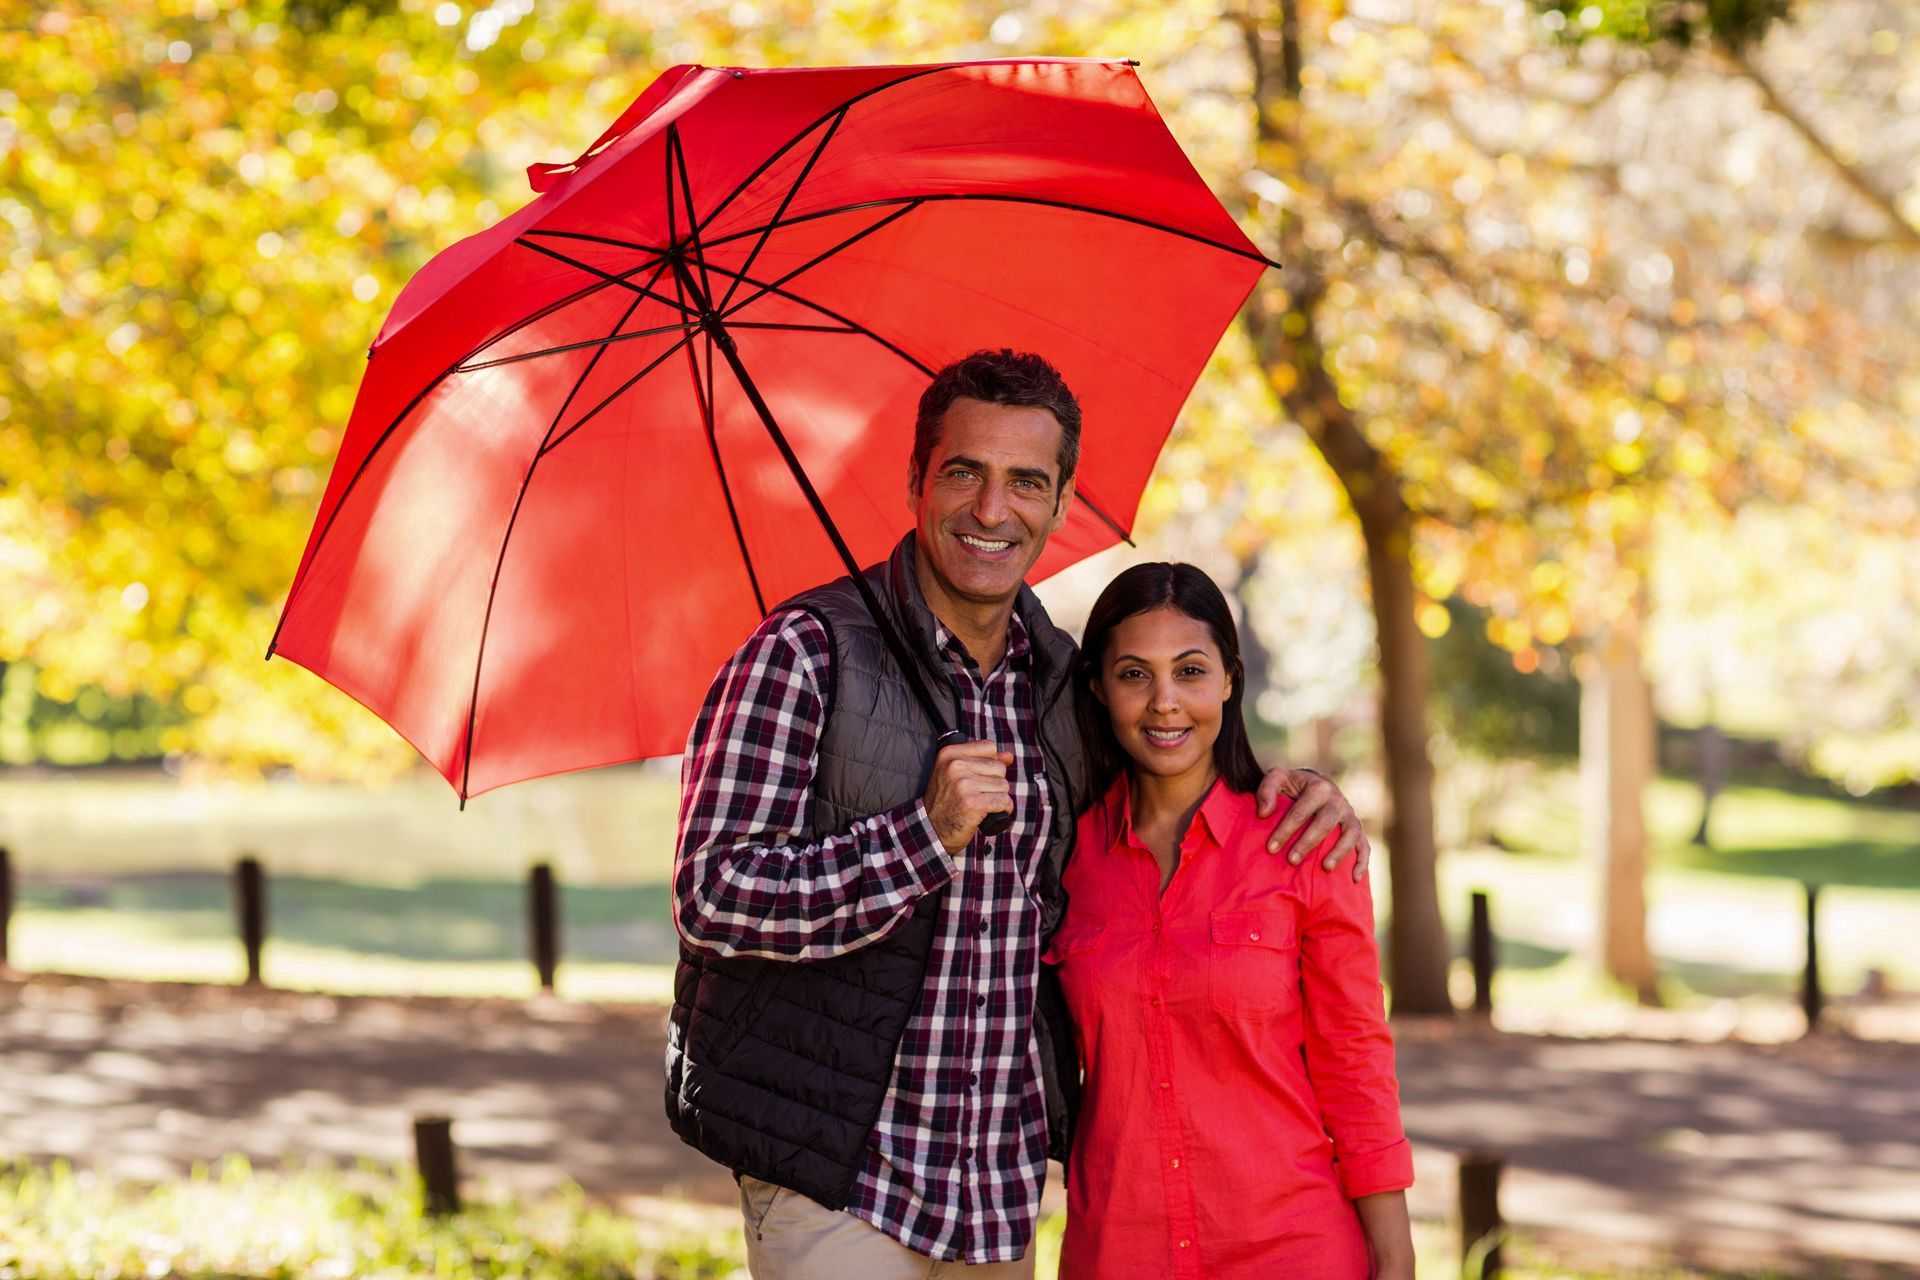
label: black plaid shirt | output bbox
[674,606,1053,1263]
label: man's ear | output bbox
[905,467,921,514]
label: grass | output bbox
[1493,773,1920,892]
[7,762,1920,1006]
[1452,769,1920,1002]
[0,1156,740,1280]
[0,1157,1822,1280]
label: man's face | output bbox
[908,396,1074,614]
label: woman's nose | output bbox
[1149,678,1178,711]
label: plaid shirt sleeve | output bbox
[673,608,956,961]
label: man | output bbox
[668,349,1370,1278]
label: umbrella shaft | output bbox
[670,257,970,761]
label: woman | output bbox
[1048,562,1414,1279]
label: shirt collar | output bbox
[1103,772,1234,854]
[933,611,1031,673]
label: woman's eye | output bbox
[1181,665,1207,677]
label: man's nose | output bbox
[971,478,1011,526]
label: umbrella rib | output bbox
[456,318,696,372]
[675,275,767,617]
[727,321,859,334]
[717,199,923,323]
[695,65,953,236]
[458,287,655,803]
[523,229,666,254]
[1071,483,1136,547]
[709,192,1280,271]
[668,124,718,309]
[700,259,934,376]
[538,331,695,458]
[269,251,677,657]
[716,105,848,316]
[514,237,696,314]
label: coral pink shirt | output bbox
[1049,777,1413,1280]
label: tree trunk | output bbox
[1233,550,1278,736]
[1358,494,1453,1016]
[1578,625,1660,1003]
[1242,320,1453,1015]
[1241,0,1453,1015]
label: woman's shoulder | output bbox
[1206,784,1325,893]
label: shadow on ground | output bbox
[3,976,1916,1275]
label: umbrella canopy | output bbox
[270,58,1272,800]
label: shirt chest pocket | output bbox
[1207,908,1300,1019]
[1042,921,1107,968]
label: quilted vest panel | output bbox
[665,535,1087,1209]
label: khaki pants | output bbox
[739,1175,1036,1280]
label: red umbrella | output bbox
[270,58,1272,801]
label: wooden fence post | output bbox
[529,862,559,993]
[1469,890,1495,1017]
[413,1115,460,1215]
[234,855,265,986]
[0,845,13,972]
[1802,881,1822,1033]
[1459,1150,1504,1278]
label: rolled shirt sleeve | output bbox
[673,609,956,960]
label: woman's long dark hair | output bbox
[1075,562,1265,808]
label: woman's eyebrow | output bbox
[1112,648,1210,664]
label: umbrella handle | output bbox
[934,728,1016,839]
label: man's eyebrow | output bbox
[1112,648,1210,665]
[937,455,1056,487]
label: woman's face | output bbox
[1092,606,1233,787]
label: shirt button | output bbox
[1159,1081,1171,1090]
[969,1072,979,1086]
[1150,996,1162,1007]
[1170,1158,1181,1169]
[976,995,987,1007]
[978,918,989,934]
[1249,931,1261,941]
[1150,922,1161,933]
[1178,1240,1191,1249]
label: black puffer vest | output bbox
[664,535,1088,1209]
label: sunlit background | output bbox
[3,0,1918,1276]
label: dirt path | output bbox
[3,975,1915,1275]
